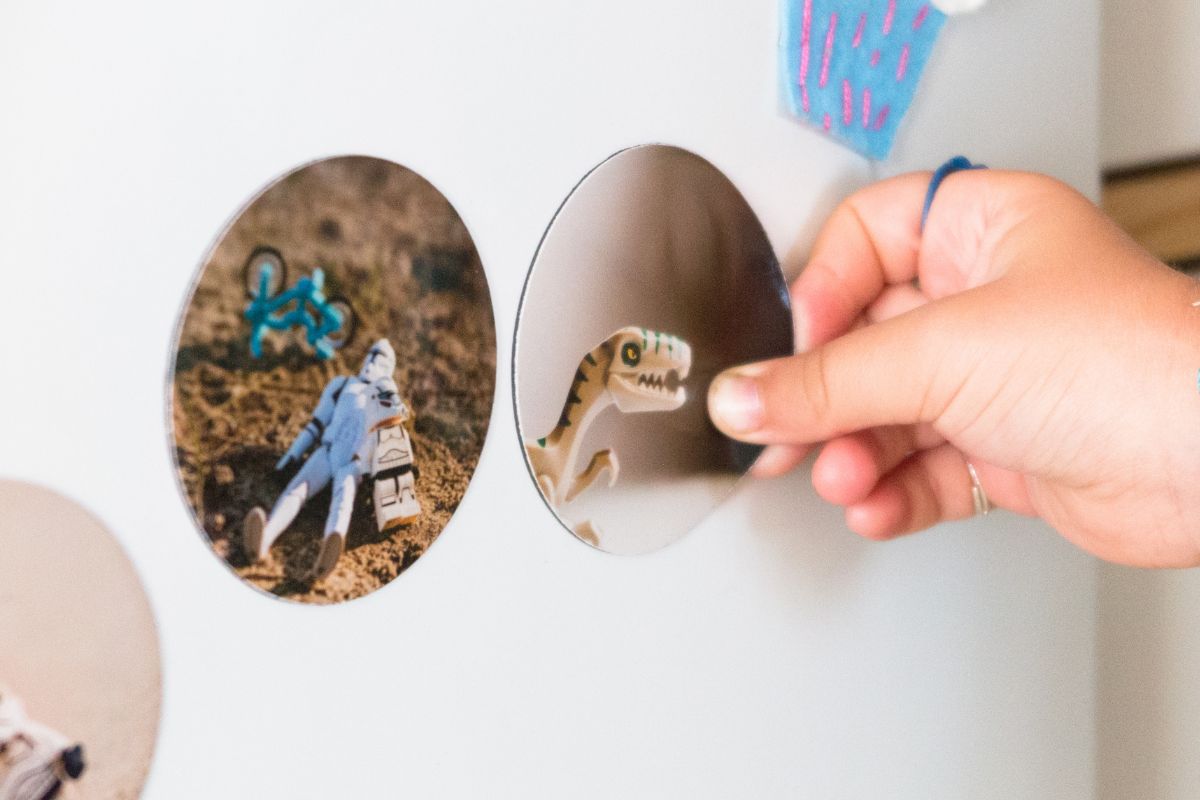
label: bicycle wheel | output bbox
[242,246,287,300]
[323,296,358,351]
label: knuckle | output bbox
[996,171,1085,209]
[799,348,834,428]
[911,311,971,424]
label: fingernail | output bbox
[708,372,764,434]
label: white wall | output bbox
[1098,567,1200,799]
[0,1,1101,797]
[1102,0,1200,168]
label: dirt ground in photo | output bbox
[171,157,496,604]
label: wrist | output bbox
[1152,268,1200,548]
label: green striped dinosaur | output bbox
[525,326,692,545]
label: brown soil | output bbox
[171,156,495,604]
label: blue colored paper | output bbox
[780,0,946,160]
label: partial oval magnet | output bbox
[169,155,497,604]
[514,145,793,555]
[0,481,161,798]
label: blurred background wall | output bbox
[1102,0,1200,169]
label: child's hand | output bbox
[707,170,1200,567]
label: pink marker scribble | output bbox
[863,88,872,128]
[853,12,867,48]
[913,3,930,31]
[843,80,853,126]
[871,49,881,67]
[823,113,832,131]
[884,0,896,35]
[874,105,891,131]
[799,0,813,112]
[897,44,910,81]
[819,13,838,88]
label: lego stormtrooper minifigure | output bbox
[0,687,86,800]
[243,338,422,581]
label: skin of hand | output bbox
[707,169,1200,568]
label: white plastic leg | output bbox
[262,450,332,550]
[325,464,359,538]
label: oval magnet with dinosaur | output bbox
[514,145,793,555]
[170,155,497,604]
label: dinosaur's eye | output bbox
[621,342,641,367]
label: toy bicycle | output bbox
[243,246,358,360]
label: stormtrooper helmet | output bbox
[359,339,397,383]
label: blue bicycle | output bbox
[242,246,358,360]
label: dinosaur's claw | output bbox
[573,520,601,547]
[566,449,617,503]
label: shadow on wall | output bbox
[743,461,871,610]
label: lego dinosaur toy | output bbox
[524,326,692,544]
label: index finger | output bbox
[791,172,931,351]
[793,168,1002,351]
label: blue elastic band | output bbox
[921,156,986,231]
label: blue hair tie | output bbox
[921,156,986,231]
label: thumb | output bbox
[708,296,974,444]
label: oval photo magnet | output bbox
[170,156,497,604]
[514,145,794,555]
[0,482,162,800]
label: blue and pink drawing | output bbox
[781,0,946,160]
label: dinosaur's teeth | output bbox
[637,373,666,390]
[632,369,686,395]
